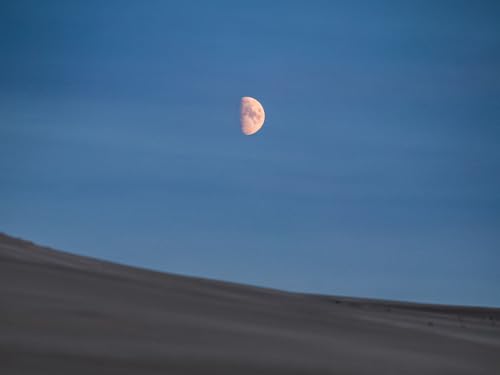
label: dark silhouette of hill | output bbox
[1,232,499,374]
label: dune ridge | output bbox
[1,232,499,374]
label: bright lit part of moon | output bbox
[241,97,265,135]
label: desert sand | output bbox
[1,232,499,374]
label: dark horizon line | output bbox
[2,231,499,312]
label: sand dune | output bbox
[1,232,499,374]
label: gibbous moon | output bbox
[241,96,265,136]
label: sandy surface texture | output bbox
[1,233,499,374]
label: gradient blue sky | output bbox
[1,1,499,306]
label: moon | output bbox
[240,96,265,136]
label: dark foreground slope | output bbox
[1,233,499,374]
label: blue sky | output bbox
[1,1,499,306]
